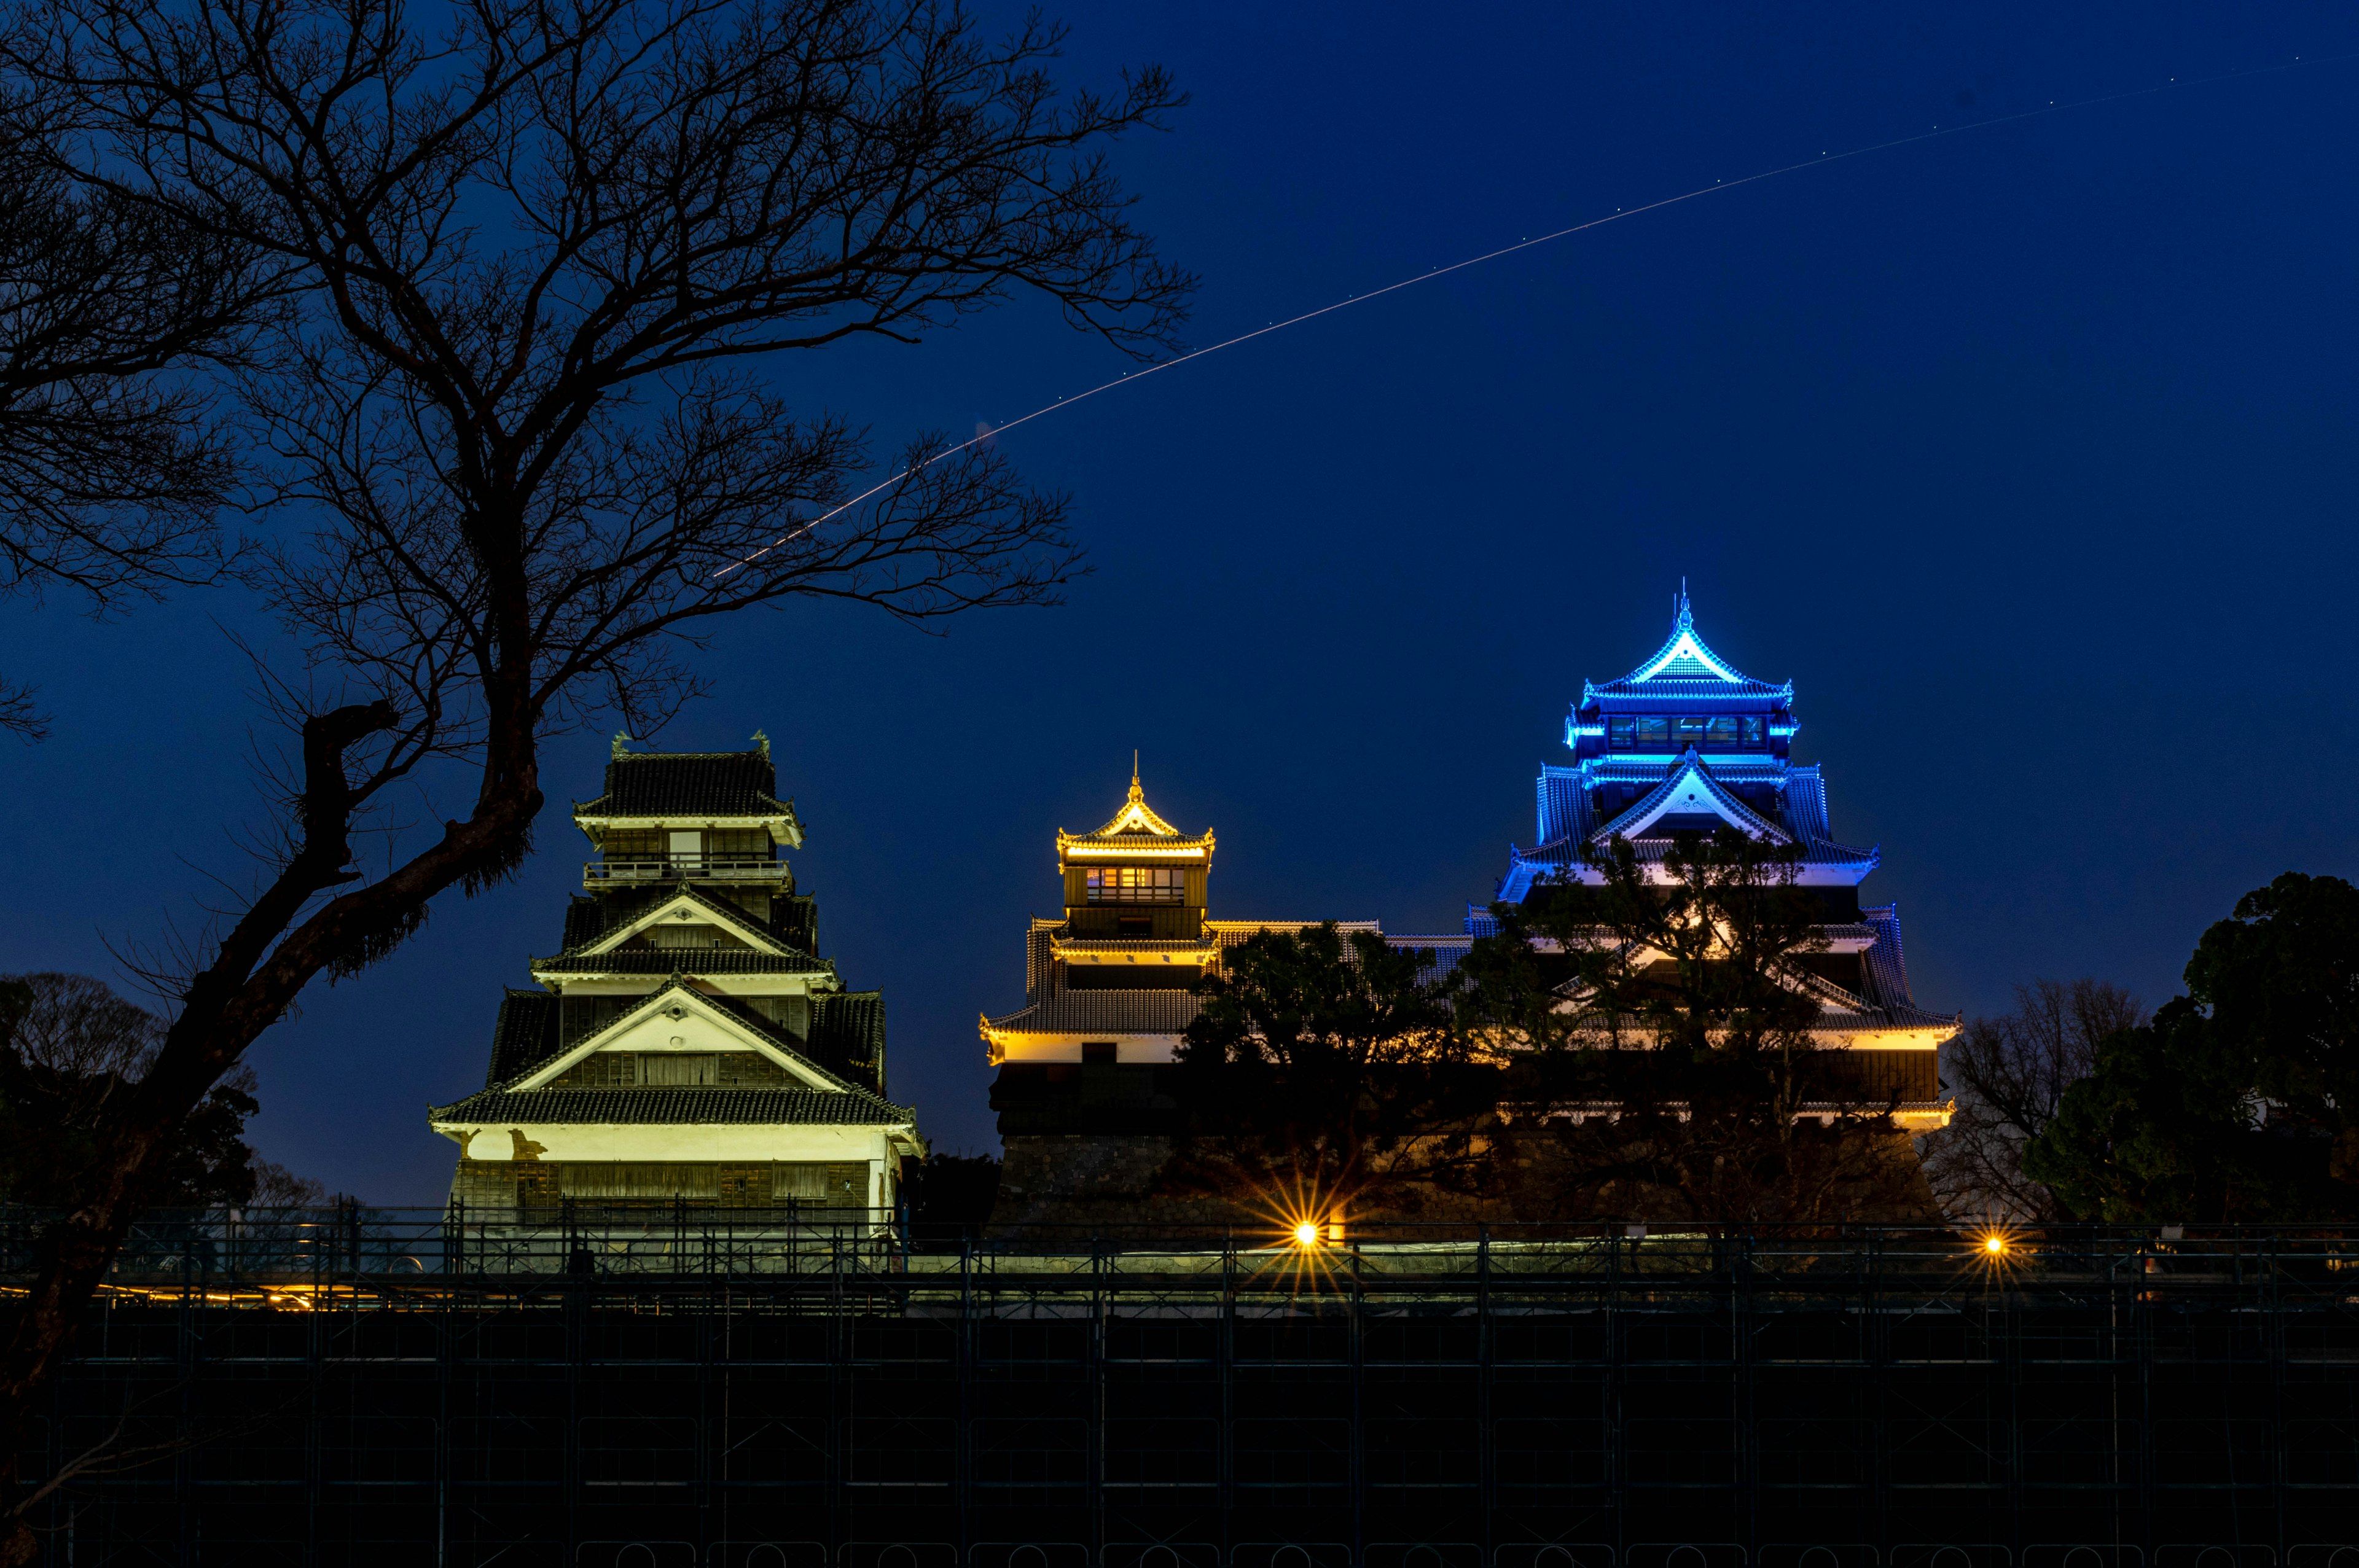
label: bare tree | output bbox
[0,1,1188,1551]
[0,972,307,1212]
[0,96,262,739]
[0,972,163,1080]
[1922,977,2145,1223]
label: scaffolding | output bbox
[8,1208,2357,1567]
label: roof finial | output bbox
[1129,749,1143,803]
[751,728,770,759]
[611,730,635,759]
[1674,577,1692,631]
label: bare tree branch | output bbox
[0,6,1189,1554]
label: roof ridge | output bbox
[490,975,874,1099]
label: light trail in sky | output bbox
[714,50,2352,580]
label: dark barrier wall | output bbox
[10,1211,2359,1566]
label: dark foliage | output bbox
[0,975,308,1209]
[902,1152,1002,1235]
[1170,922,1490,1219]
[1922,978,2145,1223]
[1459,827,1935,1223]
[2024,873,2359,1222]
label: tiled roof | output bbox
[1058,772,1214,855]
[556,880,808,955]
[498,975,866,1093]
[1856,903,1958,1032]
[531,949,834,976]
[577,748,791,817]
[808,989,886,1093]
[1580,591,1793,704]
[558,883,816,959]
[428,1086,912,1126]
[1594,752,1790,844]
[1051,937,1218,955]
[1387,933,1474,985]
[984,989,1203,1037]
[485,990,562,1085]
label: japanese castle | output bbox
[428,736,923,1219]
[1492,588,1957,1123]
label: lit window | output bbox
[1084,867,1186,904]
[1742,716,1766,746]
[1636,716,1671,749]
[1674,716,1710,750]
[1608,717,1635,749]
[1705,716,1740,747]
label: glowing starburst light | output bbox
[1293,1222,1322,1249]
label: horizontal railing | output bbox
[4,1207,2355,1297]
[583,854,786,882]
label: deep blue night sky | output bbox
[5,4,2358,1200]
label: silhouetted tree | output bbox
[2024,873,2359,1222]
[1462,827,1934,1223]
[903,1152,1003,1236]
[0,974,313,1209]
[0,96,262,739]
[1171,922,1490,1220]
[0,2,1190,1548]
[1921,978,2145,1223]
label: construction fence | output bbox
[4,1207,2356,1567]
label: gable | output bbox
[584,890,787,958]
[1632,628,1743,684]
[513,987,844,1092]
[1608,760,1790,844]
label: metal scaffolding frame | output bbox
[8,1208,2357,1567]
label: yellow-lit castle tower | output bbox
[428,735,924,1223]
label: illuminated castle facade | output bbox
[1487,588,1957,1124]
[980,768,1460,1221]
[428,736,923,1220]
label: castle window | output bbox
[1085,866,1186,903]
[641,1053,718,1086]
[1618,715,1766,752]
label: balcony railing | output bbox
[583,853,786,883]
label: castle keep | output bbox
[428,736,922,1220]
[1487,588,1956,1123]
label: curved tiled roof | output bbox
[984,989,1203,1037]
[576,747,793,818]
[1581,591,1793,703]
[484,990,561,1085]
[560,881,815,956]
[1057,770,1214,855]
[531,950,834,977]
[428,1086,912,1125]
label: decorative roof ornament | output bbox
[1580,582,1793,703]
[1100,758,1180,837]
[611,730,635,759]
[1630,582,1742,683]
[1056,763,1215,859]
[751,728,770,759]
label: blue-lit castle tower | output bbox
[1487,588,1956,1125]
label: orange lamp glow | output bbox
[1982,1233,2008,1255]
[1292,1222,1321,1248]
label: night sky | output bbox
[5,4,2358,1201]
